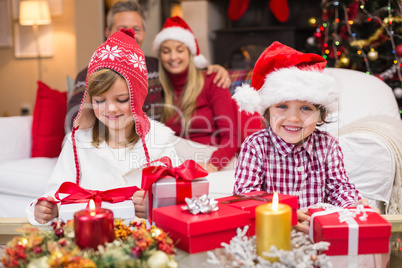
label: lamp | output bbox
[19,0,51,81]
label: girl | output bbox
[27,29,178,225]
[153,16,239,173]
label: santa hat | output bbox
[153,16,208,69]
[233,41,339,115]
[72,28,150,184]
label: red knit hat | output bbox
[153,16,208,69]
[72,28,150,183]
[233,41,339,115]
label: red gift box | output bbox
[309,207,391,256]
[153,203,250,253]
[216,191,298,236]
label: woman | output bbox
[27,29,178,225]
[153,16,239,173]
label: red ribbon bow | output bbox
[51,181,140,208]
[141,157,208,222]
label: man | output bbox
[66,0,230,130]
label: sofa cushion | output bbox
[0,157,57,198]
[31,81,67,158]
[229,69,253,94]
[322,68,400,134]
[0,116,32,165]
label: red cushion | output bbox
[31,81,67,158]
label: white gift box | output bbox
[58,200,135,223]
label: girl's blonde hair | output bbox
[159,52,204,131]
[87,68,139,148]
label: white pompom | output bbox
[193,54,208,69]
[232,84,262,114]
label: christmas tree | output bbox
[305,0,402,116]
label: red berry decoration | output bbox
[131,246,142,258]
[55,227,64,238]
[33,246,43,254]
[396,44,402,57]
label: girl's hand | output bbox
[34,196,58,224]
[197,162,219,173]
[133,190,146,219]
[293,209,311,234]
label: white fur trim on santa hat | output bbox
[153,26,208,69]
[234,67,340,115]
[153,27,197,56]
[232,83,265,115]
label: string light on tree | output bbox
[306,0,402,116]
[394,87,402,99]
[368,49,379,61]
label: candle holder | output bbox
[74,205,115,250]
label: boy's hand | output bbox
[34,196,58,224]
[206,64,231,88]
[133,190,146,219]
[352,198,381,214]
[293,209,311,234]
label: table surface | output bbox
[0,217,399,267]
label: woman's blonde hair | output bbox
[87,68,139,148]
[159,52,204,131]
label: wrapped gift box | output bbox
[149,177,208,218]
[309,207,391,256]
[58,200,135,223]
[217,191,298,236]
[153,203,250,253]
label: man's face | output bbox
[106,11,145,47]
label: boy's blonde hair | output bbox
[88,68,139,148]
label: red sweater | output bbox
[165,69,239,169]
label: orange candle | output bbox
[256,192,291,261]
[74,199,115,250]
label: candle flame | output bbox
[89,199,95,210]
[89,199,96,216]
[272,192,279,211]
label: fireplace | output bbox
[212,0,321,69]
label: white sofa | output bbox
[0,68,401,217]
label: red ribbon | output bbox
[39,181,140,209]
[141,157,208,222]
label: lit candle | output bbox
[256,192,291,261]
[74,199,115,250]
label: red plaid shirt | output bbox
[233,127,361,209]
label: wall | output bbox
[141,0,162,57]
[0,0,77,116]
[0,0,162,117]
[181,0,225,63]
[75,0,105,72]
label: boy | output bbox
[232,42,367,233]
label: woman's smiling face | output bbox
[160,40,190,74]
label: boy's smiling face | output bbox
[268,100,321,144]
